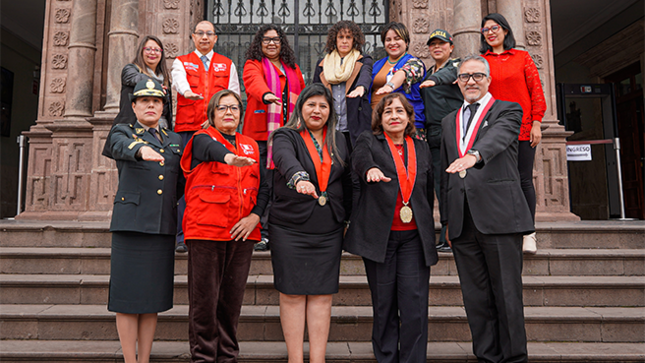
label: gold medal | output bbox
[400,205,413,223]
[459,170,467,178]
[318,195,327,206]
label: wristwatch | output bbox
[385,82,396,89]
[467,149,481,163]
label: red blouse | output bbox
[482,49,546,141]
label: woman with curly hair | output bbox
[242,24,305,251]
[312,20,373,148]
[371,22,426,136]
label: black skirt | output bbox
[269,223,343,295]
[108,231,175,314]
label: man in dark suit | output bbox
[440,55,534,363]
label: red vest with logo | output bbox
[175,52,233,132]
[181,127,262,241]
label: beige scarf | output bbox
[323,49,360,84]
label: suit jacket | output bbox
[270,127,352,226]
[344,131,438,266]
[109,121,184,235]
[312,54,373,146]
[439,99,534,240]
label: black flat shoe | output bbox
[254,238,269,251]
[438,245,452,253]
[175,241,187,253]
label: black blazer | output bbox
[440,99,534,240]
[270,127,352,226]
[109,121,183,235]
[344,131,438,266]
[312,54,373,146]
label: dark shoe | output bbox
[436,242,449,250]
[254,238,269,251]
[175,240,187,253]
[437,245,452,253]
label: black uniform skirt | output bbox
[108,231,175,314]
[269,224,343,295]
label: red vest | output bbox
[181,127,262,241]
[175,52,233,132]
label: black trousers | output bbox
[363,229,430,363]
[451,204,528,363]
[517,141,536,221]
[187,239,255,363]
[257,141,273,240]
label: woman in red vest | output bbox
[269,83,352,363]
[180,89,269,362]
[242,24,306,251]
[480,13,546,254]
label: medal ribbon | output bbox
[300,128,331,193]
[384,133,417,205]
[455,96,495,157]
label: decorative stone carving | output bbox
[50,78,66,93]
[55,8,71,23]
[526,31,542,46]
[163,0,180,9]
[532,53,544,69]
[53,31,69,46]
[413,42,431,58]
[49,101,65,117]
[524,7,540,23]
[52,54,68,69]
[413,17,430,34]
[164,42,179,58]
[411,0,428,9]
[162,18,180,34]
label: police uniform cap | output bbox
[129,78,166,102]
[427,29,453,45]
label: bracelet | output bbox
[287,171,310,189]
[385,82,396,89]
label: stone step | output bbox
[1,220,644,249]
[0,340,643,363]
[1,274,642,307]
[1,340,643,363]
[2,247,644,277]
[1,304,642,343]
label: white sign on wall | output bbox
[566,144,592,161]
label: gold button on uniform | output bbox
[159,161,164,166]
[160,149,165,153]
[157,189,163,195]
[121,197,125,201]
[158,175,164,180]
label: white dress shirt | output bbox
[171,49,240,96]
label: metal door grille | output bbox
[207,0,389,91]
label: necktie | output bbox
[463,103,479,139]
[149,128,162,142]
[201,55,209,70]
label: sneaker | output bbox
[254,238,269,251]
[522,232,537,254]
[175,240,187,253]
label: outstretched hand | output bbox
[366,168,392,183]
[224,154,256,167]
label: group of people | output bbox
[104,12,544,363]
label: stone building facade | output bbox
[18,0,579,222]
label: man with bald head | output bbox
[440,54,533,363]
[172,21,241,252]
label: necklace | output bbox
[387,54,404,65]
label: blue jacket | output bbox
[371,53,425,129]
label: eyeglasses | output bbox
[481,25,502,34]
[216,104,241,113]
[262,37,281,45]
[143,47,163,54]
[194,31,216,37]
[457,73,487,83]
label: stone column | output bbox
[453,0,483,57]
[103,0,139,112]
[64,0,98,119]
[496,0,526,49]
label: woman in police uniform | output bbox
[107,78,184,363]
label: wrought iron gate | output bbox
[207,0,389,90]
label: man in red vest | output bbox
[171,20,241,252]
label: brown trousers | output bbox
[187,239,255,363]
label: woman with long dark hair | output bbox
[269,83,352,363]
[480,13,546,254]
[242,24,306,251]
